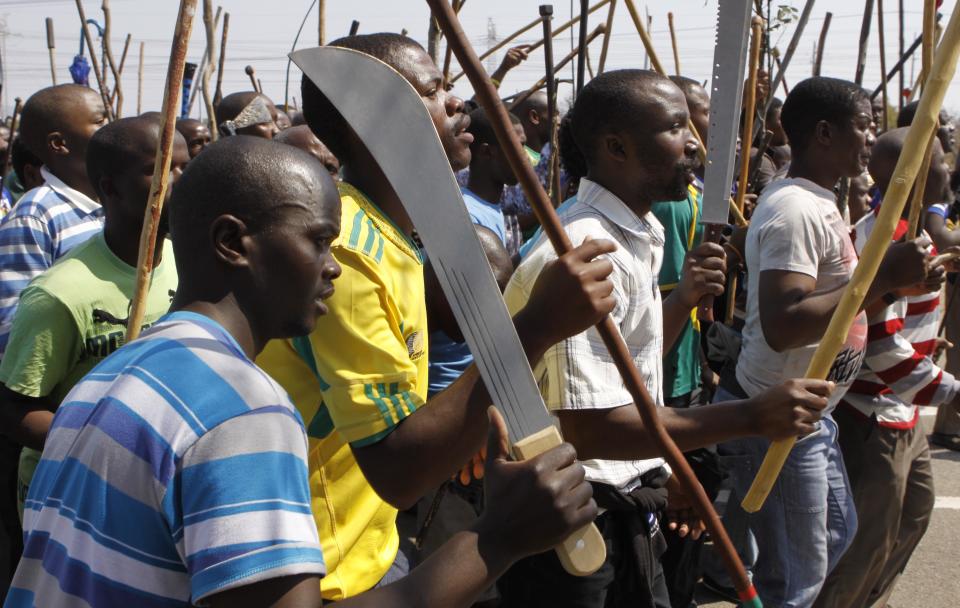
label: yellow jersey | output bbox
[257,182,429,600]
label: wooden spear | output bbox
[214,12,229,106]
[508,24,605,111]
[854,0,876,85]
[0,98,23,198]
[426,2,763,605]
[75,0,115,120]
[596,0,617,74]
[245,65,259,91]
[201,0,218,140]
[101,0,123,116]
[46,18,57,85]
[127,0,198,341]
[813,11,832,76]
[877,0,889,130]
[137,41,144,114]
[742,1,960,514]
[725,17,765,326]
[108,33,131,109]
[624,0,748,228]
[668,11,681,75]
[576,0,589,95]
[905,0,938,238]
[442,0,466,87]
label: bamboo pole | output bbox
[427,2,763,604]
[905,0,937,236]
[877,0,889,130]
[101,0,123,116]
[596,0,617,74]
[624,0,748,228]
[920,0,936,94]
[742,3,960,513]
[450,0,611,84]
[127,0,198,342]
[137,41,144,114]
[813,11,832,76]
[508,24,605,111]
[46,18,57,85]
[442,0,466,87]
[318,0,326,45]
[854,0,876,85]
[75,0,115,120]
[214,12,229,106]
[201,0,218,140]
[906,132,936,238]
[898,0,905,111]
[668,11,681,75]
[245,65,259,91]
[108,33,131,109]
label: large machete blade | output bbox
[292,46,606,576]
[700,0,753,226]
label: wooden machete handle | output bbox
[513,426,606,576]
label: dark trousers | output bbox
[0,436,23,598]
[498,482,671,608]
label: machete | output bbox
[291,46,606,577]
[696,0,752,320]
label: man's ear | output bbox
[528,109,541,126]
[814,120,833,147]
[210,214,251,269]
[602,133,628,163]
[47,131,68,157]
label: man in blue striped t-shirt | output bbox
[6,136,597,608]
[0,85,108,358]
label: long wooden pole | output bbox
[75,0,115,120]
[898,0,905,111]
[742,3,960,514]
[214,12,229,106]
[427,1,761,605]
[101,0,123,116]
[508,24,605,111]
[596,0,616,74]
[813,11,832,76]
[906,0,938,238]
[761,0,814,137]
[450,0,610,84]
[871,17,941,99]
[877,0,889,130]
[576,0,589,95]
[127,0,198,341]
[668,11,681,75]
[854,0,876,85]
[318,0,326,45]
[46,18,57,85]
[245,65,259,92]
[137,41,144,114]
[108,33,131,109]
[920,0,936,94]
[201,0,218,140]
[442,0,466,87]
[187,5,221,117]
[540,5,561,207]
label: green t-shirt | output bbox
[651,185,703,399]
[0,231,177,509]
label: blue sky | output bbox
[0,0,955,118]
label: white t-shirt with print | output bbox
[736,177,868,413]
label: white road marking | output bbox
[935,497,960,510]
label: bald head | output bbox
[274,125,340,178]
[19,84,106,162]
[214,92,279,139]
[511,91,550,149]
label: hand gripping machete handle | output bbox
[513,426,606,576]
[426,0,762,603]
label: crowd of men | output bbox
[0,25,956,608]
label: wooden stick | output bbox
[137,41,144,114]
[898,0,905,111]
[747,129,774,191]
[668,11,681,75]
[127,0,198,342]
[101,0,124,117]
[877,0,889,130]
[813,11,832,76]
[46,18,57,85]
[214,12,229,106]
[201,0,218,140]
[907,132,936,238]
[736,16,765,217]
[75,0,115,120]
[318,0,326,45]
[508,24,605,111]
[186,5,221,117]
[596,0,617,74]
[920,0,936,95]
[109,33,131,108]
[540,5,560,206]
[576,0,589,95]
[245,65,259,91]
[442,0,466,87]
[427,2,762,604]
[349,19,360,36]
[0,98,23,198]
[905,0,938,235]
[450,0,611,84]
[742,2,960,514]
[761,0,813,137]
[855,0,876,85]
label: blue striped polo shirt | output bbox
[6,311,325,607]
[0,167,104,357]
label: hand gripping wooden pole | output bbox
[426,0,762,604]
[46,18,57,85]
[741,4,960,513]
[126,0,198,342]
[75,0,115,121]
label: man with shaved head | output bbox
[274,125,340,179]
[813,127,960,607]
[214,91,280,139]
[0,85,109,360]
[0,116,187,519]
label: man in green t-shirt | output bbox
[0,116,187,512]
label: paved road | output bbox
[698,409,959,608]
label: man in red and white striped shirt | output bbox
[815,127,960,608]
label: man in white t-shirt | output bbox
[715,77,939,608]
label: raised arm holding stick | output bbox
[126,0,198,341]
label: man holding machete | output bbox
[497,69,834,608]
[257,33,616,601]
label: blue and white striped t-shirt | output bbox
[6,312,325,608]
[0,167,104,357]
